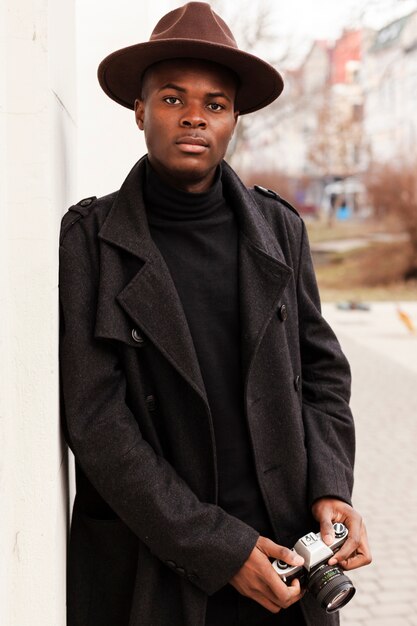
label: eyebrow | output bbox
[158,83,233,102]
[158,82,187,93]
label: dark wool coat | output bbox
[59,157,355,626]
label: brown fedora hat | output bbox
[97,2,284,115]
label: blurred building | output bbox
[266,29,369,212]
[363,10,417,163]
[249,10,417,213]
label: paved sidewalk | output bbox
[322,302,417,626]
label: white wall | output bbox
[76,0,174,199]
[0,0,76,623]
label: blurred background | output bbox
[216,0,417,304]
[1,1,416,625]
[76,0,417,303]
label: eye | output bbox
[163,96,181,105]
[207,102,225,111]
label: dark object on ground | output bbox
[336,301,371,311]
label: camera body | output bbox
[272,523,356,613]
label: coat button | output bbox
[294,375,301,391]
[132,328,144,344]
[146,395,156,412]
[176,567,186,575]
[166,560,176,569]
[187,572,199,583]
[278,304,288,322]
[79,197,94,207]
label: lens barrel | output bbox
[307,564,356,613]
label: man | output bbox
[59,3,371,626]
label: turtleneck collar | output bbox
[144,157,227,225]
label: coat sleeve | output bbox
[59,238,259,596]
[296,221,355,507]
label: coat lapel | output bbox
[95,157,293,403]
[221,163,293,385]
[96,158,207,402]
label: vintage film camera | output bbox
[272,523,356,613]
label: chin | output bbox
[150,155,219,190]
[170,162,214,181]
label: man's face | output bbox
[134,59,239,193]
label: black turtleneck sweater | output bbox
[144,160,272,536]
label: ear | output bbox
[232,110,240,132]
[134,99,145,131]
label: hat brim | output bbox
[97,39,284,115]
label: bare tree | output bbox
[209,0,297,169]
[366,159,417,279]
[347,0,417,29]
[306,86,368,179]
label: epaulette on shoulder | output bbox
[253,185,300,217]
[60,196,97,244]
[70,196,98,215]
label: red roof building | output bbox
[331,29,362,85]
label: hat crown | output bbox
[150,2,238,48]
[97,1,284,115]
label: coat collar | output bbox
[96,157,292,401]
[220,161,293,384]
[98,156,290,265]
[97,157,207,401]
[98,156,156,262]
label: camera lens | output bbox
[307,563,356,613]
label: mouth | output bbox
[175,135,209,154]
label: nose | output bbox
[180,104,207,129]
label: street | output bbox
[322,302,417,626]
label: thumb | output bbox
[312,500,335,546]
[257,537,304,567]
[319,518,335,546]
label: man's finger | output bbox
[264,564,304,609]
[328,517,362,564]
[313,502,337,545]
[320,518,335,546]
[256,537,304,567]
[340,552,370,570]
[230,538,305,612]
[249,591,282,614]
[329,523,372,569]
[329,534,359,565]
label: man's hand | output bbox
[229,536,305,613]
[312,498,372,570]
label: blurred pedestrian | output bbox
[337,198,351,221]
